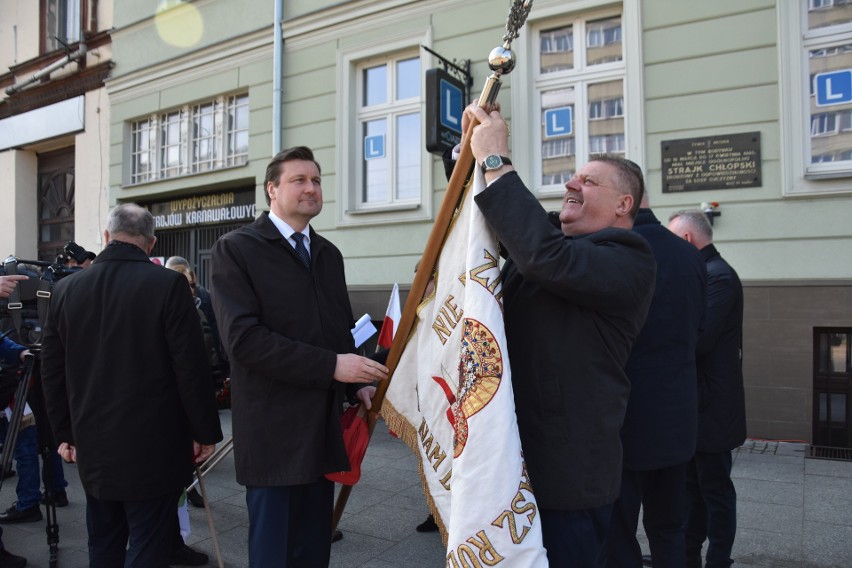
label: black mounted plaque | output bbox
[661,132,761,193]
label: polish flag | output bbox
[377,283,400,350]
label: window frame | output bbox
[41,0,83,54]
[355,53,422,208]
[510,0,644,199]
[779,1,852,195]
[336,28,433,227]
[126,93,249,186]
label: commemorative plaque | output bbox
[661,132,761,193]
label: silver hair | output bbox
[165,255,189,268]
[669,209,713,241]
[106,203,155,240]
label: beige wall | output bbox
[0,149,38,259]
[73,88,112,253]
[0,0,40,69]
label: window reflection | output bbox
[396,113,420,200]
[364,65,388,107]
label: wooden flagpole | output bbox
[331,0,534,536]
[330,81,497,536]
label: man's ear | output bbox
[145,236,158,256]
[266,181,276,202]
[615,194,633,217]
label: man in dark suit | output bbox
[602,192,707,568]
[41,203,223,567]
[210,146,388,567]
[668,209,746,568]
[464,105,656,566]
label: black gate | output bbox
[151,223,244,288]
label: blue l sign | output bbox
[815,70,852,107]
[544,107,573,138]
[440,79,463,133]
[364,135,385,160]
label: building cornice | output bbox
[0,30,112,90]
[280,0,453,50]
[0,62,113,120]
[106,29,271,103]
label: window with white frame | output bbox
[43,0,81,53]
[356,54,421,208]
[780,1,852,193]
[532,10,626,191]
[128,94,248,185]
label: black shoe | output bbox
[331,530,343,543]
[41,490,69,507]
[0,504,42,524]
[169,543,208,566]
[0,469,14,480]
[0,549,27,568]
[186,487,205,508]
[642,554,653,567]
[416,514,439,533]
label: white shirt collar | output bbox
[268,210,310,245]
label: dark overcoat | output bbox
[696,244,746,452]
[41,242,223,501]
[475,172,656,511]
[621,208,707,470]
[210,213,355,486]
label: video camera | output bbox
[1,254,83,348]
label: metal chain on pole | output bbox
[502,0,534,47]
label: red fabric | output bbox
[377,316,394,349]
[376,284,400,350]
[325,405,369,485]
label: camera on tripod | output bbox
[0,252,83,348]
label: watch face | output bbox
[485,155,502,169]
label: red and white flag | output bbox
[384,170,547,566]
[377,283,400,350]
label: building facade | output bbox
[3,0,852,446]
[0,0,113,261]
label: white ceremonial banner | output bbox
[384,170,548,567]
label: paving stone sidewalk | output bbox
[5,412,852,567]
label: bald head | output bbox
[667,209,713,250]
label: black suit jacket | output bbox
[621,209,707,470]
[41,242,223,501]
[696,244,746,452]
[211,212,356,486]
[475,171,656,510]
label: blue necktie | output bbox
[291,232,311,270]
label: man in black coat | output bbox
[41,203,223,567]
[465,105,656,566]
[602,193,707,568]
[668,209,746,568]
[210,146,388,567]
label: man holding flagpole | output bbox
[464,104,656,565]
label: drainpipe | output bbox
[273,0,283,155]
[5,42,87,96]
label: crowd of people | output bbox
[0,104,745,568]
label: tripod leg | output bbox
[0,357,33,492]
[26,355,61,565]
